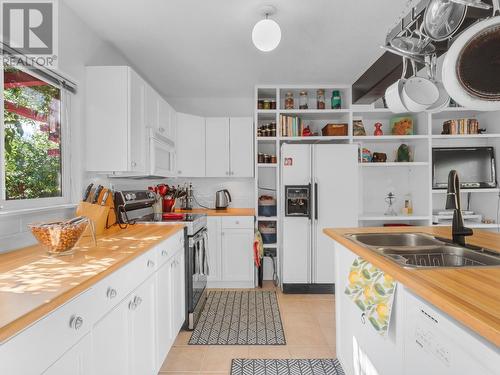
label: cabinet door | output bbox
[172,250,186,333]
[91,298,129,375]
[170,108,177,146]
[158,99,171,138]
[145,84,159,131]
[207,217,221,282]
[129,276,157,375]
[205,117,230,177]
[221,229,254,282]
[128,69,146,173]
[156,263,173,368]
[43,334,91,375]
[176,113,206,177]
[229,117,253,177]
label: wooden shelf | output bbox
[257,137,278,142]
[359,162,429,167]
[256,109,277,114]
[257,216,278,221]
[279,109,350,114]
[257,163,278,168]
[432,134,500,139]
[280,136,350,141]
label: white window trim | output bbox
[0,65,72,212]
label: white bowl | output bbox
[385,79,408,114]
[426,81,451,113]
[402,76,439,112]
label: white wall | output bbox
[0,2,132,252]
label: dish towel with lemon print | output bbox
[344,257,396,335]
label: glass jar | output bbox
[299,91,308,109]
[331,90,341,109]
[317,89,325,109]
[285,92,294,109]
[263,100,271,110]
[270,100,277,109]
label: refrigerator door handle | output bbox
[314,182,318,221]
[308,183,312,220]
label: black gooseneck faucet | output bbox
[445,170,473,246]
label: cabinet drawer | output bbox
[0,289,94,375]
[157,230,185,266]
[93,248,158,321]
[221,216,254,229]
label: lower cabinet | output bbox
[0,231,185,375]
[43,334,91,375]
[207,216,254,288]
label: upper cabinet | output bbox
[86,66,176,176]
[176,113,206,177]
[205,117,254,178]
[86,66,146,173]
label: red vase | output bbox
[374,123,383,136]
[162,198,176,213]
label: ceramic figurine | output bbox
[374,122,383,136]
[397,144,411,162]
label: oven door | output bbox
[187,228,208,329]
[150,135,175,177]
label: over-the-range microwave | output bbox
[432,146,497,189]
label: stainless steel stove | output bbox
[114,190,209,330]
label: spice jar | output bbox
[258,100,264,109]
[331,90,341,109]
[258,153,265,163]
[270,100,277,110]
[285,92,294,109]
[299,91,308,109]
[271,155,277,164]
[264,154,271,163]
[317,89,325,110]
[263,100,271,110]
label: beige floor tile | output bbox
[160,346,207,372]
[281,311,318,326]
[173,330,192,346]
[247,346,291,359]
[284,323,329,346]
[311,311,335,328]
[201,346,249,372]
[278,299,312,313]
[288,346,336,359]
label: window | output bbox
[1,65,70,210]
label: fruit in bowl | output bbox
[29,216,94,255]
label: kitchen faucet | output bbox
[445,170,473,246]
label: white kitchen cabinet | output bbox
[176,113,206,177]
[229,117,254,177]
[129,276,157,375]
[334,242,404,375]
[156,261,174,367]
[86,66,147,173]
[43,334,91,375]
[171,249,186,332]
[205,117,230,177]
[145,85,160,131]
[91,296,129,375]
[207,217,222,282]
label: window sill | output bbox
[0,204,77,218]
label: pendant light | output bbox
[252,6,281,52]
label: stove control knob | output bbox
[125,193,133,201]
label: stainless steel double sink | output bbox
[347,232,500,269]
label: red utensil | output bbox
[157,184,169,197]
[162,213,184,220]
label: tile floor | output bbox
[158,282,336,375]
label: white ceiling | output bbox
[63,0,408,98]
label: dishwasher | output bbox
[403,291,499,375]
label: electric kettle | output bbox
[215,189,231,210]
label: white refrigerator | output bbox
[281,143,358,290]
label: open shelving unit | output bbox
[255,86,500,282]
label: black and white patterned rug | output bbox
[189,290,286,345]
[231,359,345,375]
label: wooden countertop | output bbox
[173,208,255,216]
[0,224,184,344]
[323,226,500,347]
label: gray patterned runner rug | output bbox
[231,359,345,375]
[189,290,286,345]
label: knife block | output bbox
[76,189,116,236]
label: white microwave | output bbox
[149,132,175,177]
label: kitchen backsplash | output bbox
[92,176,255,209]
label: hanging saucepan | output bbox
[442,0,500,110]
[425,54,451,112]
[450,0,491,10]
[423,0,467,41]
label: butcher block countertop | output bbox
[174,207,255,216]
[324,226,500,347]
[0,224,184,344]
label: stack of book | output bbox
[280,115,304,137]
[442,118,480,135]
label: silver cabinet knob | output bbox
[134,296,143,307]
[147,260,155,268]
[161,250,168,257]
[106,287,117,299]
[129,299,137,310]
[131,161,137,168]
[69,315,83,330]
[361,313,366,325]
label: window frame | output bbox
[0,65,72,212]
